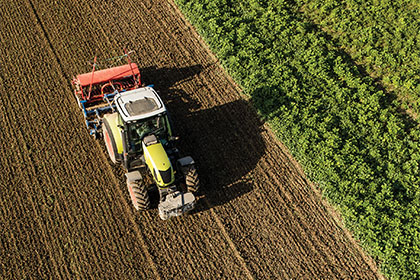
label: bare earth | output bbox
[0,0,385,279]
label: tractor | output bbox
[71,53,199,220]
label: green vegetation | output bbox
[175,0,420,279]
[299,0,420,117]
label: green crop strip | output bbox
[298,0,420,118]
[174,0,420,279]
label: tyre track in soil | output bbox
[85,0,254,276]
[111,1,258,278]
[0,4,76,278]
[0,0,385,279]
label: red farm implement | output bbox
[71,52,141,137]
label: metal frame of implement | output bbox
[71,51,141,137]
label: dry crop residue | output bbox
[0,0,384,279]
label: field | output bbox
[299,0,420,118]
[174,1,420,279]
[0,0,384,279]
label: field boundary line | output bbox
[162,2,254,278]
[167,0,243,94]
[274,136,385,279]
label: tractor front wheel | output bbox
[185,165,200,193]
[127,181,150,210]
[102,118,119,164]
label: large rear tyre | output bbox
[127,181,150,210]
[185,165,200,193]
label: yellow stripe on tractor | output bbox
[142,138,175,188]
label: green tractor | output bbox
[72,59,199,220]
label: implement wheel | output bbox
[127,181,150,210]
[185,165,200,193]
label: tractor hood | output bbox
[142,135,174,187]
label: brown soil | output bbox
[0,0,385,279]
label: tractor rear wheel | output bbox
[185,165,200,193]
[127,181,150,210]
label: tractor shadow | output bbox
[141,64,205,90]
[141,64,267,212]
[171,95,267,213]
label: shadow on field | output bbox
[141,64,205,90]
[174,95,266,212]
[141,64,266,212]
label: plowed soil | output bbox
[0,0,384,279]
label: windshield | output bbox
[127,114,167,152]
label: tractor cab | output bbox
[126,114,171,153]
[114,86,173,156]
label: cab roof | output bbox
[115,87,166,122]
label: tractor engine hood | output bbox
[142,135,174,187]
